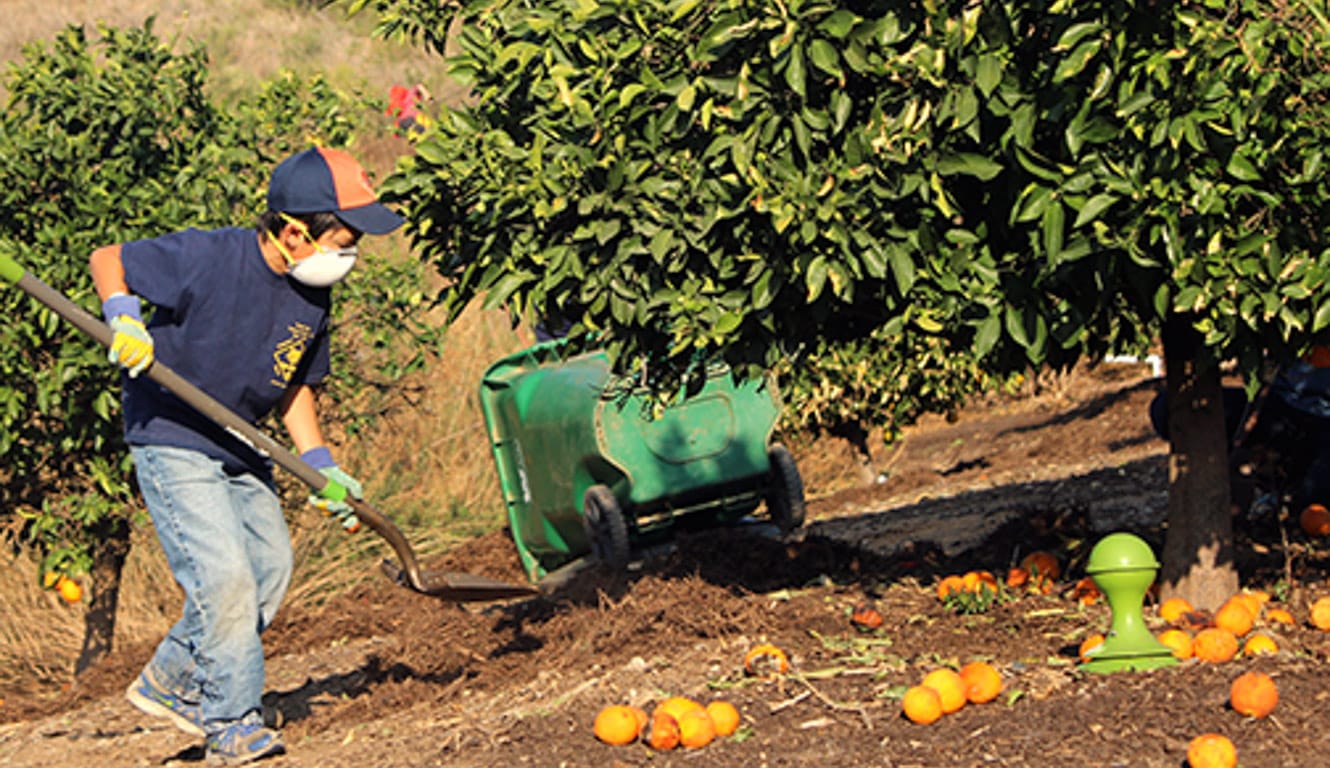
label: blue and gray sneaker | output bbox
[205,713,285,766]
[124,668,205,736]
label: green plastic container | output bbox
[479,340,805,582]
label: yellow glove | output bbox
[103,294,154,377]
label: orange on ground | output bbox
[1213,600,1254,637]
[743,644,790,676]
[1192,628,1239,663]
[851,603,885,630]
[1159,597,1194,624]
[1265,607,1294,625]
[936,574,966,600]
[1020,551,1061,581]
[1006,566,1030,588]
[677,709,716,749]
[705,701,740,737]
[901,685,943,725]
[593,705,644,746]
[57,577,82,604]
[1310,597,1330,631]
[654,696,703,724]
[647,711,680,750]
[958,661,1002,704]
[920,668,967,714]
[961,570,998,595]
[1072,577,1101,606]
[1186,733,1237,768]
[1242,634,1278,657]
[1229,670,1279,719]
[1301,503,1330,537]
[1157,629,1193,660]
[1230,592,1265,618]
[1078,633,1105,663]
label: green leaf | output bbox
[1226,151,1261,181]
[1072,193,1117,227]
[935,153,1003,181]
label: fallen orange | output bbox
[921,668,967,714]
[593,705,643,746]
[958,661,1002,704]
[1186,733,1237,768]
[705,701,740,737]
[1229,671,1278,719]
[901,685,943,725]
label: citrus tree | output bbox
[357,0,1330,608]
[0,20,426,672]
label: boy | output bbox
[91,147,403,765]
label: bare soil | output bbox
[5,361,1330,768]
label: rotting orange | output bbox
[1006,566,1030,589]
[1186,733,1237,768]
[705,701,740,737]
[936,574,966,600]
[1265,607,1295,625]
[593,705,644,746]
[57,577,82,604]
[920,668,967,714]
[1078,633,1105,663]
[1229,670,1278,719]
[677,709,716,749]
[1301,503,1330,537]
[958,661,1002,704]
[1310,597,1330,631]
[1159,597,1194,624]
[1020,551,1061,582]
[1072,577,1101,606]
[851,603,885,630]
[743,643,790,676]
[1213,600,1254,637]
[1157,629,1194,660]
[901,685,943,725]
[647,711,680,750]
[1192,628,1239,663]
[654,696,704,724]
[1242,634,1278,657]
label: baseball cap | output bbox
[267,147,404,235]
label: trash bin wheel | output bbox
[583,484,630,570]
[766,444,806,532]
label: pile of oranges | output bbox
[900,662,1003,725]
[593,696,741,750]
[1152,591,1283,663]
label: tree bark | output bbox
[75,515,131,675]
[1158,316,1238,611]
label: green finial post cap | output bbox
[1079,532,1178,674]
[1085,531,1160,573]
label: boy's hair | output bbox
[257,210,344,241]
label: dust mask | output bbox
[288,243,358,287]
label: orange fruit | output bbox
[743,643,790,675]
[1072,577,1101,606]
[1020,551,1061,581]
[958,661,1002,704]
[1242,634,1278,657]
[57,577,83,604]
[593,705,644,745]
[1265,607,1295,625]
[1157,629,1194,660]
[851,603,885,630]
[1301,503,1330,537]
[1213,601,1254,637]
[1310,597,1330,631]
[1230,591,1266,617]
[705,701,740,737]
[920,668,967,714]
[1192,628,1239,663]
[961,570,998,595]
[42,571,61,589]
[646,711,680,750]
[1159,597,1194,624]
[936,575,966,600]
[677,709,716,749]
[901,685,943,725]
[1006,566,1030,588]
[1186,733,1237,768]
[654,696,703,724]
[1078,633,1105,662]
[1229,670,1278,719]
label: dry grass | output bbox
[0,1,519,691]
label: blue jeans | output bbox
[131,445,292,729]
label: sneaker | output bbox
[205,714,285,766]
[125,668,205,737]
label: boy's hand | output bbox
[103,294,154,377]
[301,447,364,532]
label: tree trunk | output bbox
[75,515,131,675]
[1157,316,1238,611]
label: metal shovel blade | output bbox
[379,559,537,602]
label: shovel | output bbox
[0,251,535,602]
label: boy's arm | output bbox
[90,244,129,300]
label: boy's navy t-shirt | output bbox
[119,227,332,477]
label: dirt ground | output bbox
[5,360,1330,767]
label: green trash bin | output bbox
[479,339,805,583]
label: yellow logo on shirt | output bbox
[271,322,314,387]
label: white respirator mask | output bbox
[288,243,358,287]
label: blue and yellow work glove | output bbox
[301,446,363,532]
[102,293,154,377]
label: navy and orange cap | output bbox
[267,147,404,235]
